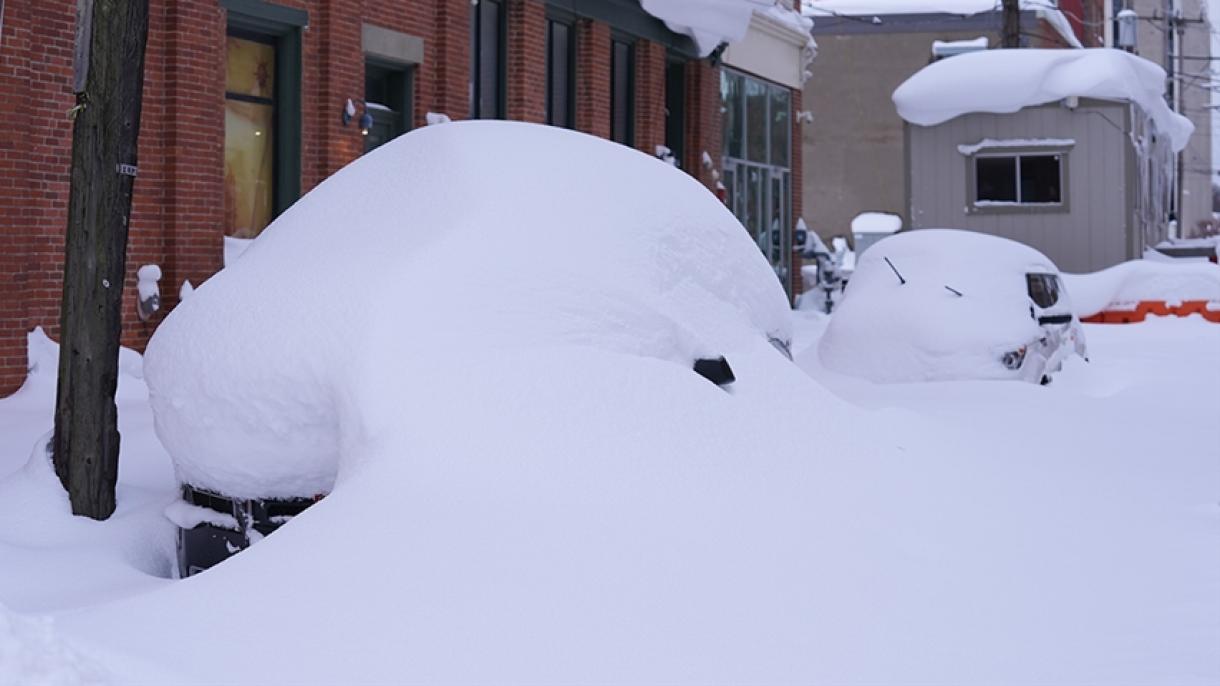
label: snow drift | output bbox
[109,121,847,683]
[893,49,1193,152]
[1063,259,1220,317]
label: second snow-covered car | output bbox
[818,228,1087,384]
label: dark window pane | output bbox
[547,20,572,128]
[769,86,790,167]
[721,71,742,159]
[665,59,686,167]
[365,63,409,153]
[744,78,767,163]
[474,0,503,119]
[1026,273,1061,308]
[611,40,633,145]
[1019,154,1061,203]
[976,157,1017,202]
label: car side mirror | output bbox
[694,357,735,386]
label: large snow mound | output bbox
[144,120,792,500]
[820,229,1075,382]
[1063,260,1220,317]
[86,121,859,684]
[892,48,1193,152]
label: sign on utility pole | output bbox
[53,0,150,520]
[1002,0,1021,47]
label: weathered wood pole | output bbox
[1002,0,1021,47]
[53,0,150,520]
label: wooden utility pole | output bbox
[1002,0,1021,47]
[53,0,150,520]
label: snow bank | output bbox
[0,604,110,686]
[820,229,1076,382]
[893,49,1193,152]
[145,120,792,500]
[1062,260,1220,317]
[85,121,853,684]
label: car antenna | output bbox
[944,285,963,297]
[883,256,906,285]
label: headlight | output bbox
[1001,346,1027,370]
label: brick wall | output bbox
[684,59,722,194]
[789,85,804,298]
[0,0,77,393]
[633,39,665,158]
[507,0,546,124]
[574,19,610,139]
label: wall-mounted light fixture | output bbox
[359,109,374,136]
[136,264,162,322]
[341,98,356,126]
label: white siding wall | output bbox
[907,101,1135,273]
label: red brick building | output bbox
[0,0,805,396]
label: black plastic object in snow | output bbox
[177,485,323,577]
[694,357,735,386]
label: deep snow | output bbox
[0,124,1216,685]
[1,316,1217,684]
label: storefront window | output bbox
[720,68,794,295]
[224,35,276,238]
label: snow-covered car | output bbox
[819,229,1087,383]
[142,117,805,593]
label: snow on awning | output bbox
[892,49,1194,152]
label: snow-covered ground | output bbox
[1,315,1217,684]
[1,123,1217,683]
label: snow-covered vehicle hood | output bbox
[819,228,1086,383]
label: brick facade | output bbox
[0,0,799,395]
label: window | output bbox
[224,33,276,238]
[974,154,1063,205]
[221,1,303,239]
[546,18,575,128]
[471,0,505,119]
[610,38,634,145]
[664,57,686,167]
[719,68,795,296]
[364,61,412,153]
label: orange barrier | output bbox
[1081,300,1220,324]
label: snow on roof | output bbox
[803,0,1083,48]
[893,48,1194,152]
[640,0,800,56]
[932,35,988,56]
[850,211,903,235]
